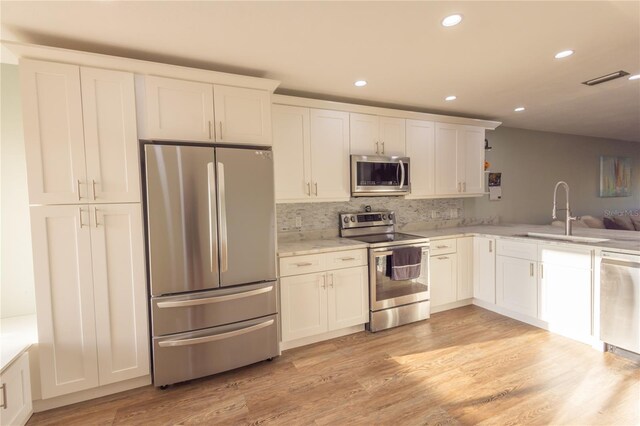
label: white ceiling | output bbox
[2,1,639,142]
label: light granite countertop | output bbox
[277,224,639,256]
[278,237,368,257]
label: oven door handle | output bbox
[374,250,394,257]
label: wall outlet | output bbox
[295,216,302,228]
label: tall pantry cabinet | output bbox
[20,59,149,399]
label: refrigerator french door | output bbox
[144,143,278,386]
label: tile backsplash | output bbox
[277,197,498,240]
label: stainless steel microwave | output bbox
[351,155,410,197]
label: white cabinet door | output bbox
[90,204,149,385]
[473,237,496,304]
[430,254,458,308]
[81,67,140,203]
[460,126,485,194]
[496,255,538,318]
[280,273,328,341]
[20,59,87,205]
[349,113,379,155]
[539,246,592,343]
[327,266,368,330]
[144,76,214,142]
[378,117,406,156]
[272,105,311,202]
[30,205,99,398]
[0,352,32,426]
[434,123,459,195]
[457,237,474,300]
[405,119,435,197]
[309,109,350,201]
[213,85,272,145]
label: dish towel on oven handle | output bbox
[390,247,422,281]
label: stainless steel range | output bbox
[340,211,430,331]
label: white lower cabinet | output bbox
[473,236,496,304]
[279,249,368,346]
[430,254,458,308]
[0,352,32,426]
[539,245,593,343]
[457,237,474,300]
[496,255,538,318]
[30,204,149,398]
[430,237,474,312]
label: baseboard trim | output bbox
[280,324,364,351]
[33,375,151,413]
[430,298,472,314]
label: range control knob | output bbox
[382,214,387,220]
[388,213,394,220]
[350,216,356,222]
[343,216,349,224]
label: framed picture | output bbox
[599,156,631,197]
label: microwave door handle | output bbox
[399,160,405,189]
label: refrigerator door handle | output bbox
[207,162,218,273]
[156,285,274,308]
[217,161,229,272]
[158,319,275,347]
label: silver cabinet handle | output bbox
[320,274,326,289]
[463,182,467,192]
[1,384,7,409]
[436,245,448,249]
[530,263,534,277]
[328,273,334,288]
[93,207,100,228]
[381,141,385,154]
[375,141,379,154]
[540,264,544,279]
[158,319,274,347]
[217,162,228,272]
[314,182,318,196]
[77,179,83,200]
[399,160,405,189]
[208,120,212,139]
[340,257,356,261]
[220,121,224,140]
[295,262,313,267]
[207,162,218,273]
[91,179,97,200]
[489,241,493,253]
[157,286,274,309]
[78,207,87,228]
[306,182,311,196]
[438,256,449,260]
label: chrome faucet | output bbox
[552,181,577,236]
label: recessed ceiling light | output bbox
[445,95,457,101]
[514,107,525,112]
[442,14,462,27]
[354,80,367,87]
[629,74,640,81]
[554,50,574,59]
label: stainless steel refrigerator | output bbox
[143,143,279,387]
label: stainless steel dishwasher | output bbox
[600,251,640,356]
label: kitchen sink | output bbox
[522,232,610,243]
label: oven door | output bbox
[351,155,410,196]
[369,244,430,311]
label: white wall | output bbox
[465,126,640,225]
[1,63,35,317]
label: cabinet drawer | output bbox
[497,239,537,261]
[279,253,324,277]
[430,238,457,256]
[324,249,367,269]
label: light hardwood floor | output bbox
[28,306,639,425]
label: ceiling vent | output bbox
[582,71,629,86]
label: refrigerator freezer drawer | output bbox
[152,314,279,386]
[151,281,277,336]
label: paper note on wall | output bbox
[489,186,502,201]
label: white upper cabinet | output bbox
[81,67,140,203]
[20,59,87,205]
[434,123,485,196]
[213,85,272,145]
[273,105,349,203]
[138,76,272,145]
[350,113,405,156]
[21,59,140,205]
[272,105,311,201]
[405,119,435,197]
[142,75,214,142]
[310,109,350,201]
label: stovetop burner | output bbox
[339,210,429,248]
